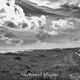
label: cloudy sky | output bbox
[0,0,80,52]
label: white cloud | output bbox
[0,0,80,52]
[51,18,75,31]
[0,0,78,36]
[27,0,63,9]
[27,0,80,9]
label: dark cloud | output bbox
[73,38,80,42]
[16,0,66,17]
[16,0,80,19]
[36,31,51,41]
[72,10,80,18]
[0,27,16,39]
[16,1,49,16]
[21,23,28,29]
[0,8,5,13]
[3,32,16,39]
[4,21,18,29]
[0,36,3,39]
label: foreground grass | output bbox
[0,48,80,80]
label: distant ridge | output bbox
[0,47,80,54]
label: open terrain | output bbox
[0,48,80,80]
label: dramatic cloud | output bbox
[27,0,80,9]
[0,0,80,52]
[0,0,79,35]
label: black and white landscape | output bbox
[0,0,80,80]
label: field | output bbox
[0,48,80,80]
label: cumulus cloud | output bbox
[0,0,80,52]
[0,0,79,35]
[0,0,47,32]
[51,18,75,31]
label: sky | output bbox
[0,0,80,53]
